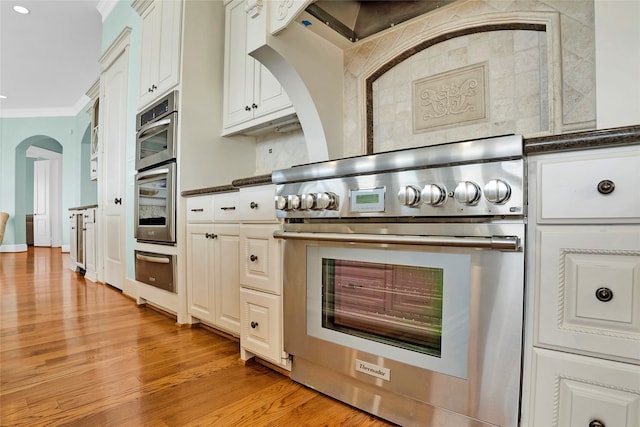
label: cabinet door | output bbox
[137,0,182,109]
[154,0,181,98]
[214,224,241,334]
[529,348,640,427]
[253,62,291,120]
[186,224,215,322]
[69,213,77,270]
[84,217,97,282]
[240,225,282,294]
[223,0,254,128]
[138,1,160,106]
[536,226,640,363]
[240,288,283,365]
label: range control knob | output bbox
[287,194,301,210]
[274,195,287,211]
[397,185,421,207]
[484,179,511,204]
[454,181,481,205]
[421,184,447,206]
[299,193,316,210]
[315,192,338,210]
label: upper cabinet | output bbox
[85,79,100,181]
[133,0,182,109]
[222,0,297,136]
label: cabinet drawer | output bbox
[240,288,283,365]
[536,226,640,363]
[239,185,277,222]
[240,225,282,294]
[538,148,640,222]
[186,195,214,223]
[213,192,240,222]
[529,348,640,427]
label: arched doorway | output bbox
[15,136,63,248]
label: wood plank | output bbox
[0,248,395,426]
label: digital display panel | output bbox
[356,194,379,204]
[350,187,385,212]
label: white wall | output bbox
[595,0,640,128]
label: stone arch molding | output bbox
[345,10,565,155]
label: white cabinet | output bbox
[222,0,296,136]
[85,80,99,181]
[529,348,640,427]
[240,287,284,365]
[83,208,97,282]
[69,211,78,270]
[238,185,289,369]
[524,145,640,426]
[134,0,182,109]
[186,193,241,335]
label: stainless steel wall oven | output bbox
[273,135,526,427]
[134,162,176,244]
[135,91,178,171]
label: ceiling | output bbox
[0,0,103,118]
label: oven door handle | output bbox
[273,231,520,251]
[135,253,171,264]
[137,118,172,139]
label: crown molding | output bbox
[97,0,118,22]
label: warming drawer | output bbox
[135,251,176,293]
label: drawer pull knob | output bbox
[250,201,259,209]
[250,254,258,262]
[589,420,605,427]
[595,287,613,302]
[250,321,259,329]
[220,206,236,211]
[597,180,615,195]
[190,208,204,212]
[205,233,217,239]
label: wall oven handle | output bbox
[273,231,520,251]
[137,118,172,138]
[135,253,171,264]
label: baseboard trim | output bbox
[0,244,28,253]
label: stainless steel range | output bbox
[272,134,526,427]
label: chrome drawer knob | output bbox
[595,287,613,302]
[597,179,615,195]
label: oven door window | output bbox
[322,259,443,357]
[137,176,168,226]
[307,246,470,379]
[138,126,169,162]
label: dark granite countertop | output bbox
[181,185,238,197]
[69,204,98,211]
[181,174,273,197]
[524,125,640,154]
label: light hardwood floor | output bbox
[0,247,394,427]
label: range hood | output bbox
[305,0,457,42]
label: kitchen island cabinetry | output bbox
[186,193,241,335]
[222,0,296,136]
[133,0,182,109]
[237,185,290,369]
[524,144,640,426]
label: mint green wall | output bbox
[102,1,140,280]
[0,114,90,248]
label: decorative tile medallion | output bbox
[413,63,488,132]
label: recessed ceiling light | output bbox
[13,5,30,14]
[0,95,7,99]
